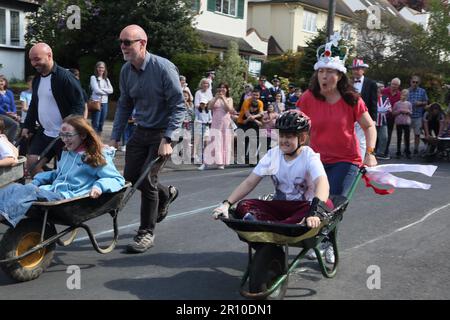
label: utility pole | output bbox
[326,0,336,41]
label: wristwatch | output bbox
[366,147,376,156]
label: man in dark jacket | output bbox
[22,43,84,175]
[351,58,378,156]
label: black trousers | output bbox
[384,117,395,155]
[124,126,169,234]
[396,124,411,155]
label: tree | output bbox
[214,41,248,104]
[25,0,203,91]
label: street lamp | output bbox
[326,0,336,41]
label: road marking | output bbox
[161,169,250,183]
[73,204,218,243]
[345,202,450,252]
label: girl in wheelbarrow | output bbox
[213,110,331,230]
[0,115,125,227]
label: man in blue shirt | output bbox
[111,24,185,253]
[408,75,428,154]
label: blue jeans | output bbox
[376,125,388,155]
[324,162,359,196]
[0,183,64,227]
[91,102,108,133]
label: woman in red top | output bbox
[296,35,377,196]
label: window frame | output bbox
[302,10,318,33]
[215,0,237,17]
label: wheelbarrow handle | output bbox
[27,136,62,174]
[119,155,162,210]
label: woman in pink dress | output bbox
[202,83,234,170]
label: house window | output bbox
[215,0,237,16]
[303,10,317,32]
[10,10,20,46]
[341,22,352,40]
[0,9,6,45]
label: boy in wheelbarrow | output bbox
[213,110,331,230]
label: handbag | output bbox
[88,77,102,112]
[87,99,101,112]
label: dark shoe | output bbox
[396,152,401,159]
[406,153,412,159]
[126,230,154,253]
[413,149,419,155]
[157,186,179,223]
[376,153,390,160]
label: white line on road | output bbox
[345,202,450,252]
[161,169,250,183]
[73,204,218,243]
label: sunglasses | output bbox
[119,39,142,47]
[412,81,419,83]
[59,132,79,139]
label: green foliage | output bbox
[214,41,248,104]
[355,0,450,104]
[297,29,328,89]
[25,0,203,93]
[171,52,220,92]
[261,50,303,85]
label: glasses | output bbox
[59,132,79,139]
[412,81,419,84]
[118,39,142,47]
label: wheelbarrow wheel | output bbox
[0,218,56,282]
[249,244,288,300]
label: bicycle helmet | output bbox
[275,110,311,133]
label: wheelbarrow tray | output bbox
[26,183,131,226]
[0,156,26,189]
[221,195,349,247]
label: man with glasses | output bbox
[110,24,185,254]
[408,75,429,155]
[22,43,85,176]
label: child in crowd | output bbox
[375,85,392,160]
[0,118,18,167]
[392,89,413,159]
[194,98,212,165]
[212,110,330,229]
[261,103,279,149]
[182,90,195,159]
[0,115,125,227]
[439,110,450,138]
[272,93,285,114]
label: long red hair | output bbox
[63,115,106,167]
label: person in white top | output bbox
[212,110,330,229]
[90,61,114,135]
[0,118,18,167]
[194,78,213,108]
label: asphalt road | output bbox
[0,156,449,300]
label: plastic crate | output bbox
[0,156,26,188]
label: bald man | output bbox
[110,25,185,253]
[22,43,85,175]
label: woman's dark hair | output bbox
[309,70,359,107]
[198,103,209,113]
[217,82,230,98]
[429,103,442,114]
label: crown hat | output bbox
[314,32,349,73]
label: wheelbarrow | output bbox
[219,168,364,300]
[0,155,164,282]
